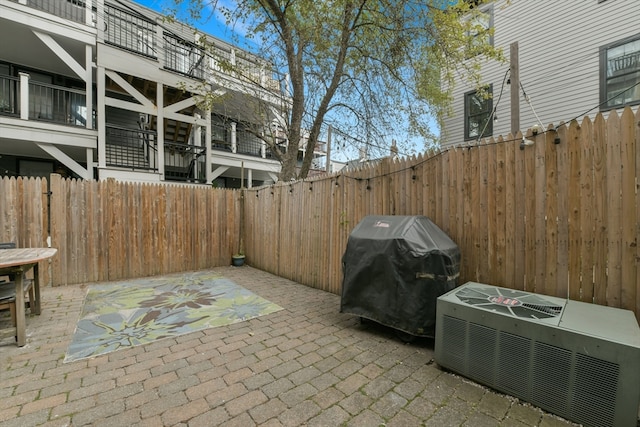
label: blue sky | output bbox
[135,0,244,46]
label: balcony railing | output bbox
[12,0,91,25]
[163,33,206,80]
[28,81,88,126]
[0,73,90,128]
[105,124,158,171]
[236,129,265,157]
[105,3,156,58]
[210,120,275,159]
[164,141,206,183]
[10,0,285,94]
[0,75,19,117]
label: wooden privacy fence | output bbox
[1,107,639,320]
[244,107,640,320]
[0,176,239,286]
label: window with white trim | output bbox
[600,34,640,109]
[464,3,494,51]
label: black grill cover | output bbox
[340,215,460,337]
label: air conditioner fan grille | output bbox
[455,286,563,319]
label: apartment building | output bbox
[440,0,640,147]
[0,0,326,187]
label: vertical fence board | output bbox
[620,108,636,311]
[556,124,570,299]
[592,113,608,307]
[479,143,489,282]
[486,142,497,284]
[533,131,547,294]
[567,121,582,301]
[469,148,481,281]
[579,117,594,304]
[544,128,559,297]
[606,111,622,308]
[505,137,518,288]
[495,139,506,287]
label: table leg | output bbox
[33,263,41,315]
[15,270,25,346]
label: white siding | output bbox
[441,0,640,147]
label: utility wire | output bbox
[519,81,545,131]
[476,67,509,143]
[556,80,640,130]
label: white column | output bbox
[231,122,237,154]
[85,45,93,130]
[97,66,106,168]
[194,113,201,180]
[19,72,29,120]
[157,82,164,178]
[247,169,253,189]
[96,0,104,42]
[205,110,212,184]
[86,148,94,180]
[85,0,93,26]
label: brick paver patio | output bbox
[0,266,577,426]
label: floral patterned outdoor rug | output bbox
[64,271,282,363]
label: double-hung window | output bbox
[464,86,493,141]
[463,2,494,55]
[600,34,640,109]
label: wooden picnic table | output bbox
[0,248,57,346]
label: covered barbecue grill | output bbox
[340,215,460,338]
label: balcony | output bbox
[105,124,157,171]
[164,141,207,183]
[163,33,206,80]
[210,120,275,159]
[104,3,156,58]
[9,0,286,96]
[105,124,208,183]
[102,3,283,91]
[0,73,90,128]
[10,0,91,25]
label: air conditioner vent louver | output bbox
[572,354,619,427]
[435,282,640,427]
[532,342,571,415]
[467,323,496,384]
[522,303,562,315]
[496,332,530,396]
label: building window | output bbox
[464,86,493,140]
[600,34,640,110]
[464,3,494,51]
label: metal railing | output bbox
[14,0,89,24]
[236,129,264,157]
[234,55,282,92]
[28,81,88,127]
[163,33,206,80]
[209,121,278,159]
[164,141,207,183]
[105,3,156,58]
[0,75,19,117]
[105,124,158,171]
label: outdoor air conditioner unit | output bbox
[434,282,640,427]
